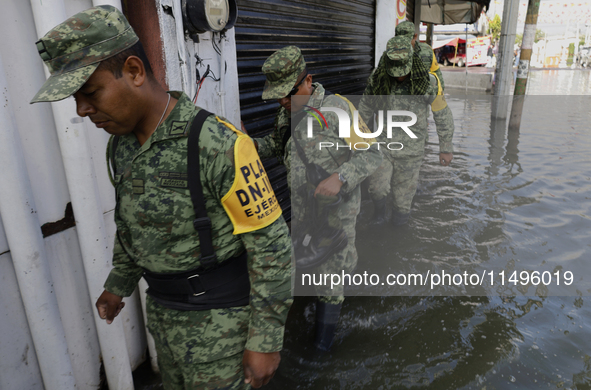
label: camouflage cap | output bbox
[386,36,413,78]
[261,46,306,100]
[395,21,416,38]
[30,5,139,104]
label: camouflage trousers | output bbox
[313,186,361,304]
[367,156,393,201]
[292,185,361,303]
[146,296,251,390]
[366,153,425,214]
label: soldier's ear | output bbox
[123,56,146,87]
[304,74,313,86]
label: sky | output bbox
[487,0,591,38]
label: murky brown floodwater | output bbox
[271,70,591,389]
[135,69,591,389]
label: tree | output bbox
[534,29,545,43]
[488,14,501,43]
[515,33,523,47]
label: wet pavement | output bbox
[134,69,591,389]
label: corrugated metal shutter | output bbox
[235,0,376,221]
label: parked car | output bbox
[438,42,467,67]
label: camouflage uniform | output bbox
[395,21,445,91]
[359,35,454,217]
[258,47,382,303]
[255,105,290,166]
[106,92,292,388]
[290,84,382,302]
[31,6,292,389]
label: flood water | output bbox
[134,69,591,389]
[270,69,591,389]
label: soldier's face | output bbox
[73,67,142,136]
[395,74,409,82]
[278,74,313,113]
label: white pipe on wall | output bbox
[0,54,76,390]
[92,0,122,11]
[172,0,194,96]
[28,1,135,389]
[218,32,227,117]
[375,0,397,67]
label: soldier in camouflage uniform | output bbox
[255,46,381,350]
[360,34,454,226]
[396,21,446,91]
[31,6,292,389]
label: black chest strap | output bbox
[109,109,251,310]
[109,109,218,267]
[187,109,217,267]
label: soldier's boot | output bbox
[369,197,389,227]
[295,224,348,270]
[391,210,411,226]
[314,301,342,351]
[295,194,348,270]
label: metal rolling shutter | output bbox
[235,0,376,222]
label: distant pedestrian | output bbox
[487,45,494,67]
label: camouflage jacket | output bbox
[358,57,454,157]
[257,83,382,191]
[103,92,292,352]
[286,84,382,220]
[254,106,290,165]
[415,42,445,91]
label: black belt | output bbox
[143,251,250,311]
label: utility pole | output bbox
[491,0,520,119]
[426,23,434,46]
[414,0,422,36]
[508,0,541,130]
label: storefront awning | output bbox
[407,0,489,25]
[432,37,463,50]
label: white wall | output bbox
[0,0,243,388]
[375,0,399,67]
[158,0,242,127]
[0,1,146,389]
[0,252,44,390]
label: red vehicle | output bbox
[433,37,467,67]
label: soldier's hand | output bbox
[243,349,280,388]
[96,290,125,324]
[314,173,343,197]
[439,152,453,166]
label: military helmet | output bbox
[395,21,416,38]
[31,5,139,104]
[261,46,307,100]
[385,36,413,78]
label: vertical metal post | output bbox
[413,0,421,35]
[491,0,520,119]
[508,0,541,130]
[426,23,433,46]
[465,24,468,90]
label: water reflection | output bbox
[273,296,523,389]
[273,87,591,388]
